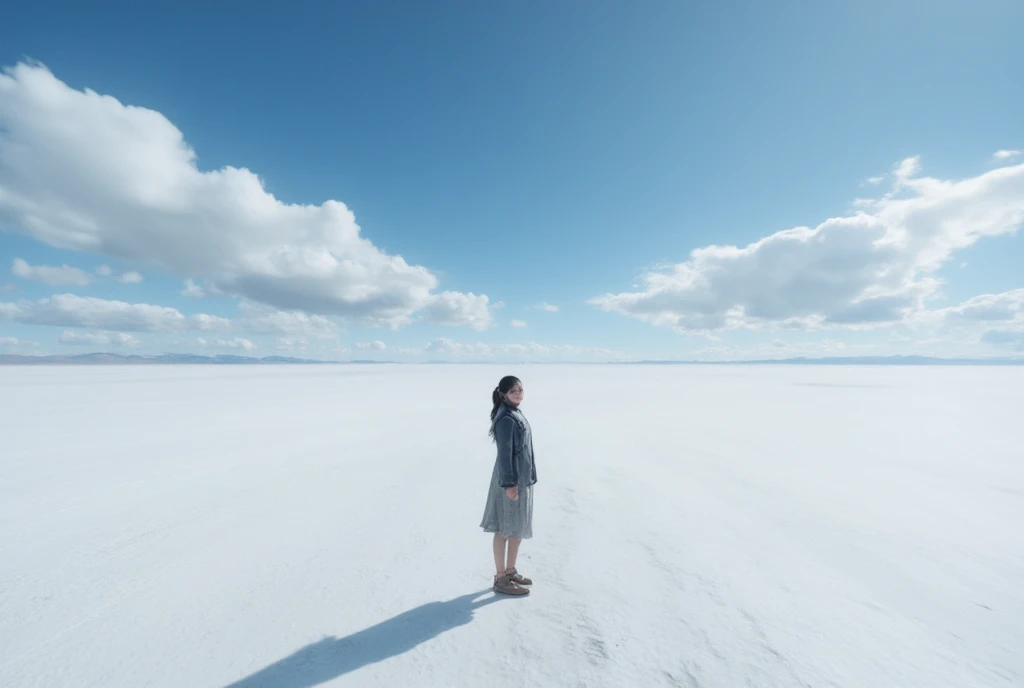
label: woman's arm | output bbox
[494,416,518,488]
[528,426,537,484]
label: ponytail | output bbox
[488,375,521,438]
[488,387,503,438]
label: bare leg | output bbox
[506,537,522,573]
[492,534,507,576]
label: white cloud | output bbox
[424,338,493,357]
[0,293,235,332]
[511,319,527,328]
[11,258,92,286]
[237,301,339,338]
[421,338,624,361]
[181,279,206,298]
[864,176,885,186]
[893,156,921,184]
[113,332,140,347]
[420,291,493,330]
[0,62,490,329]
[903,289,1024,355]
[189,313,232,332]
[591,157,1024,333]
[981,329,1024,351]
[0,294,349,347]
[58,330,140,347]
[215,337,256,351]
[0,336,40,349]
[275,336,308,353]
[532,302,559,313]
[391,347,421,355]
[356,340,387,351]
[195,337,208,347]
[2,294,188,331]
[927,289,1024,323]
[94,264,142,283]
[686,338,886,362]
[58,330,108,346]
[993,150,1021,161]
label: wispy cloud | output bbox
[275,336,308,353]
[0,294,345,343]
[236,301,339,339]
[981,329,1024,351]
[420,291,492,331]
[511,319,527,328]
[182,279,206,298]
[418,338,628,361]
[993,149,1021,161]
[12,258,92,286]
[0,294,216,332]
[214,337,256,351]
[95,264,144,284]
[356,340,387,351]
[58,330,140,347]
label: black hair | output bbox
[488,375,521,438]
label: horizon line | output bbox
[1,352,1023,366]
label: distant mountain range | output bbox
[627,355,1024,366]
[1,352,1022,365]
[0,352,338,365]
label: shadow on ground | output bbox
[222,589,508,688]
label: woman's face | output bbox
[505,382,524,405]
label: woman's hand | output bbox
[505,486,519,501]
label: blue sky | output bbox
[1,0,1023,361]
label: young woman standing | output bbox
[480,375,537,596]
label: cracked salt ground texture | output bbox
[1,364,1021,687]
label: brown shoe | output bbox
[506,568,533,586]
[493,573,530,596]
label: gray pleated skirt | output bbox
[479,460,534,539]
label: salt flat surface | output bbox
[1,364,1021,688]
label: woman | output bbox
[480,375,537,596]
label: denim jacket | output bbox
[492,403,538,488]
